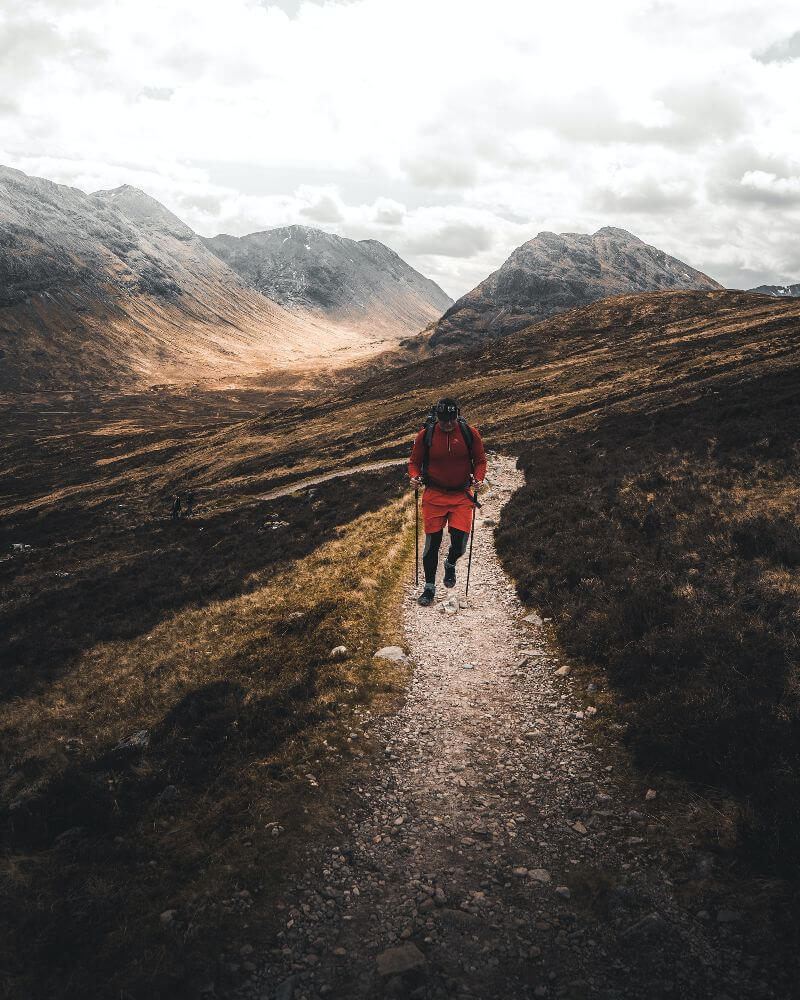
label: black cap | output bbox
[435,397,459,421]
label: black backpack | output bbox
[420,406,475,484]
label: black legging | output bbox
[422,526,469,585]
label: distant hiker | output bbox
[409,398,487,606]
[171,494,181,520]
[184,492,195,518]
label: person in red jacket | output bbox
[408,397,487,606]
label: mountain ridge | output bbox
[0,166,451,390]
[202,224,452,339]
[418,225,723,352]
[748,282,800,297]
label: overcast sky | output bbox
[2,0,800,297]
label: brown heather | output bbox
[1,286,799,996]
[1,441,412,997]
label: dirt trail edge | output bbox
[259,460,405,501]
[240,453,778,1000]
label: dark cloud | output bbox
[403,222,493,258]
[373,203,405,225]
[179,192,222,214]
[193,159,448,210]
[401,155,478,191]
[707,145,800,206]
[398,108,548,191]
[713,263,798,290]
[656,81,749,144]
[496,209,531,225]
[728,175,800,207]
[0,17,69,78]
[533,81,748,150]
[533,91,650,144]
[753,30,800,64]
[299,193,343,223]
[591,177,696,213]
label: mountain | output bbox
[748,282,800,297]
[0,167,449,392]
[203,225,452,340]
[417,226,723,351]
[0,167,346,391]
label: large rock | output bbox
[376,941,426,976]
[373,646,408,662]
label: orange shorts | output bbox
[421,488,475,534]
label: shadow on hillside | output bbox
[1,465,407,700]
[2,668,331,996]
[6,672,315,850]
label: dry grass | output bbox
[3,287,800,996]
[1,450,415,998]
[168,287,800,879]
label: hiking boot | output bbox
[417,586,435,607]
[443,559,457,588]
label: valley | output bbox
[2,285,799,998]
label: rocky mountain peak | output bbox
[593,225,641,241]
[92,184,194,241]
[203,225,452,327]
[748,282,800,298]
[424,225,722,350]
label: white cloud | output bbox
[2,0,800,295]
[754,29,800,64]
[371,197,405,225]
[297,186,345,223]
[738,170,800,205]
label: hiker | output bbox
[171,494,181,520]
[184,492,195,518]
[408,397,487,606]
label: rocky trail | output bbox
[239,454,782,1000]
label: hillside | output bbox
[410,226,722,353]
[0,168,348,391]
[0,167,448,392]
[204,225,452,340]
[2,288,799,996]
[185,285,800,873]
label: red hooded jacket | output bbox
[408,420,487,491]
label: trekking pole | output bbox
[465,492,477,599]
[414,487,419,586]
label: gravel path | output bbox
[240,453,781,1000]
[259,459,404,501]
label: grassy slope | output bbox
[177,287,800,870]
[1,406,415,999]
[3,287,800,995]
